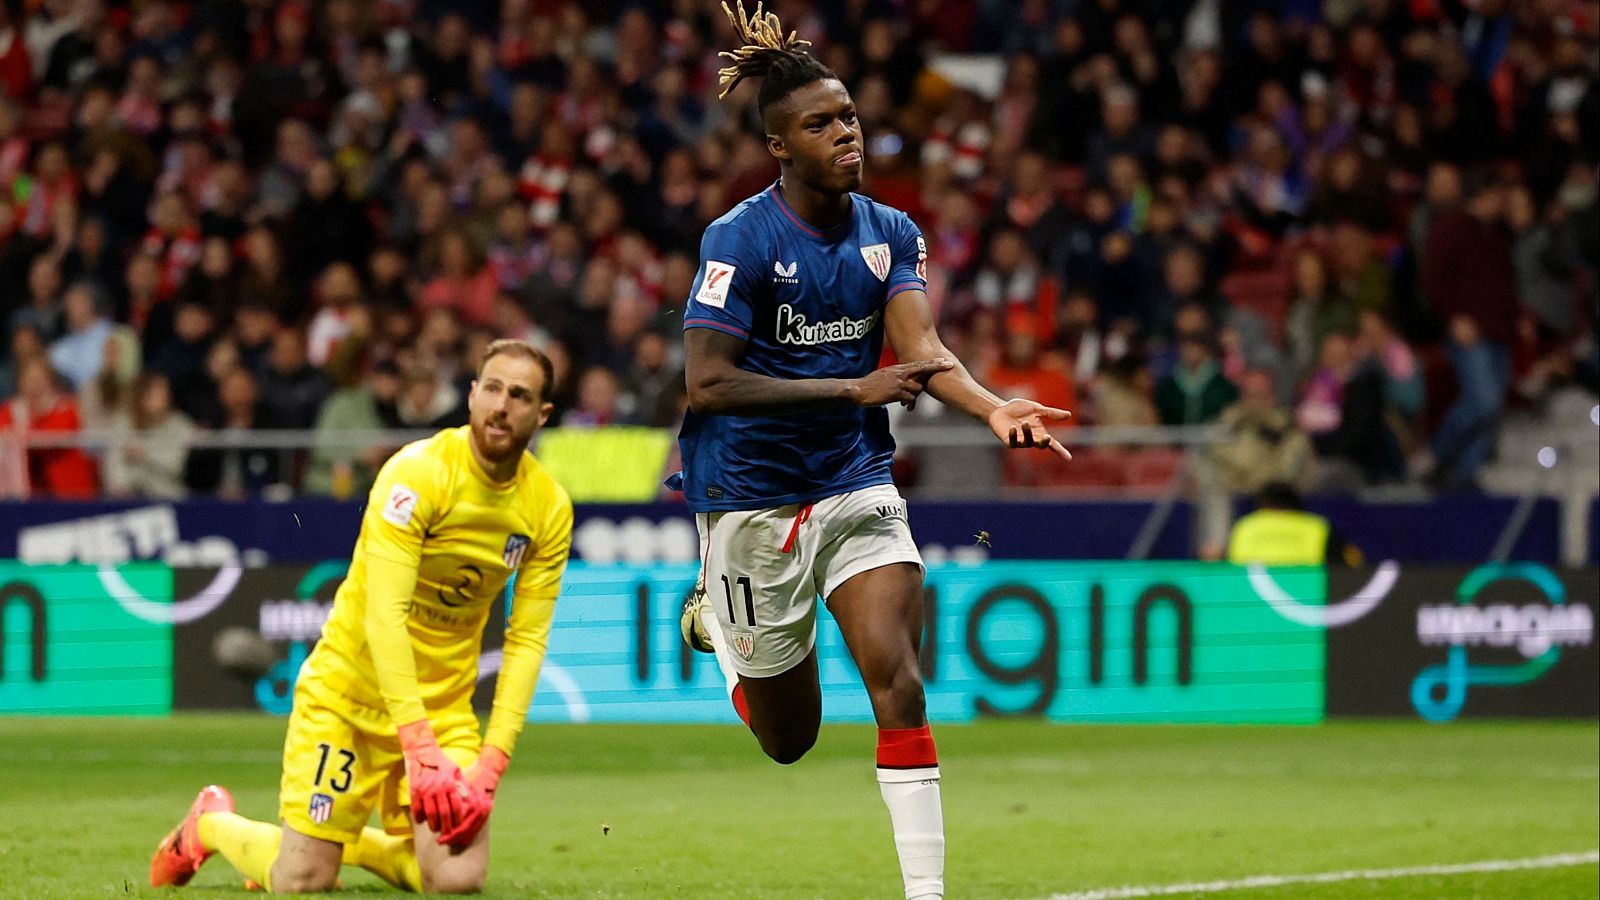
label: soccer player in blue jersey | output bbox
[673,5,1074,898]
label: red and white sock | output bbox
[698,605,751,728]
[877,725,945,900]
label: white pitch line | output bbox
[1042,851,1600,900]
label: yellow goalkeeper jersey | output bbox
[301,425,573,756]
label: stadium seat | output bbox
[1221,269,1291,340]
[1124,448,1186,494]
[1004,449,1125,492]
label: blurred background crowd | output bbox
[0,0,1596,502]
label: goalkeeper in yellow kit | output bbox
[149,339,573,894]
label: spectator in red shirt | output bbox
[988,315,1077,420]
[115,54,163,136]
[419,227,497,328]
[0,356,99,497]
[139,191,202,301]
[0,95,23,183]
[305,262,363,369]
[13,140,77,239]
[0,5,32,102]
[972,227,1061,346]
[996,151,1072,259]
[986,316,1077,486]
[517,120,574,231]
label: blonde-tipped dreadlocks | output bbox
[716,1,835,118]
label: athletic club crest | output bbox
[309,792,333,824]
[731,627,756,661]
[860,243,891,282]
[503,534,531,568]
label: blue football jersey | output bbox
[676,183,928,513]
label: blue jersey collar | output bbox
[769,182,854,242]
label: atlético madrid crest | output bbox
[503,534,531,568]
[309,792,333,824]
[860,243,891,282]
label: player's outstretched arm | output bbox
[886,289,1072,460]
[686,327,953,416]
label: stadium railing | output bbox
[4,424,1222,501]
[6,424,1598,564]
[4,424,1222,451]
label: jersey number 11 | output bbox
[721,575,755,627]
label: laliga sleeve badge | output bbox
[381,484,418,527]
[696,261,736,308]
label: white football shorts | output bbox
[694,484,924,678]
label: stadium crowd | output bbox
[0,0,1596,501]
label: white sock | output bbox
[698,605,741,700]
[877,766,945,899]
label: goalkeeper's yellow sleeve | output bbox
[483,493,573,755]
[365,552,428,728]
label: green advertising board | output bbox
[0,563,174,715]
[2,560,1326,722]
[929,562,1327,723]
[508,561,1328,724]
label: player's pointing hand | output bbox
[988,398,1073,460]
[850,357,955,410]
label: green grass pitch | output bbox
[0,716,1594,898]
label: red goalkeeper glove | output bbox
[397,720,470,837]
[438,746,509,849]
